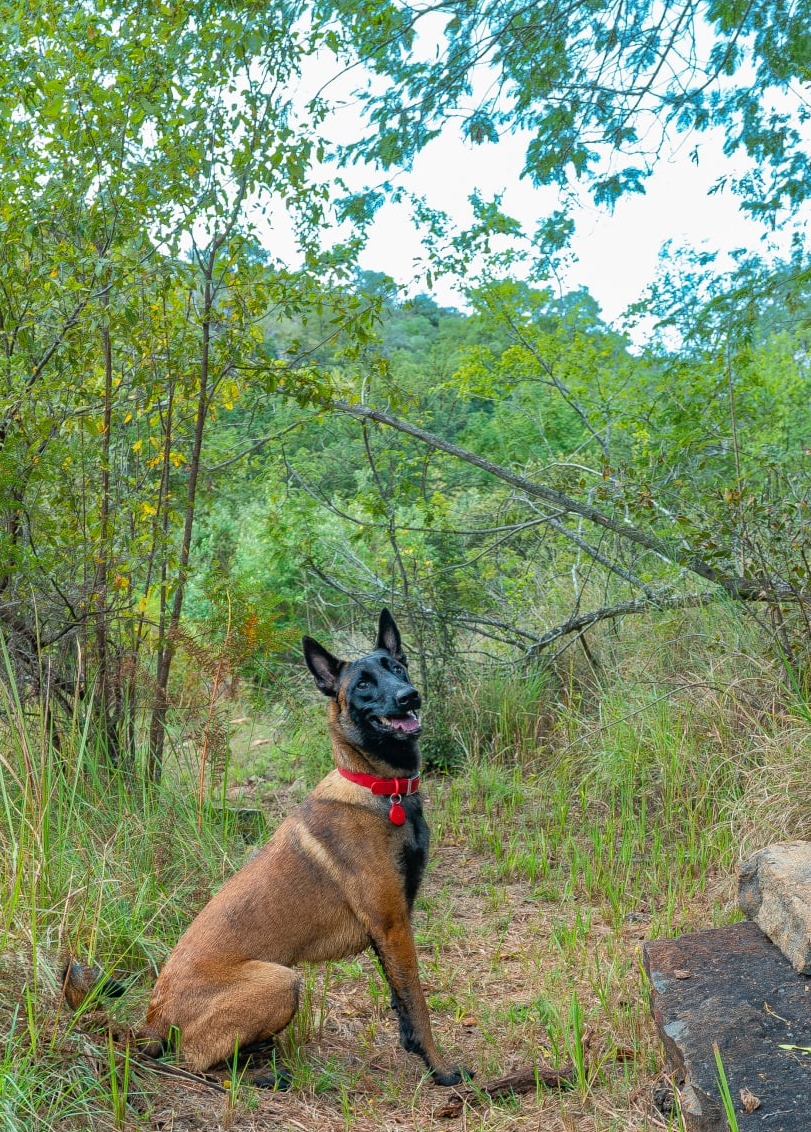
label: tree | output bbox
[309,270,811,661]
[323,0,811,222]
[0,0,372,778]
[187,269,810,696]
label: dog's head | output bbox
[302,609,422,774]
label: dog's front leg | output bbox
[370,922,470,1086]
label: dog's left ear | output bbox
[303,636,343,697]
[375,608,408,666]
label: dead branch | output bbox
[330,400,810,606]
[435,1061,575,1119]
[526,592,718,658]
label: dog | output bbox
[65,609,468,1088]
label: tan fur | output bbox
[66,613,465,1085]
[143,766,453,1075]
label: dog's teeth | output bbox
[377,712,420,733]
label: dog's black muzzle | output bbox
[371,680,422,739]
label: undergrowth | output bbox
[0,605,808,1129]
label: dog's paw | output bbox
[431,1064,474,1087]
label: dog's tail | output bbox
[61,957,127,1010]
[61,958,164,1057]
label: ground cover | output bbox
[1,609,808,1130]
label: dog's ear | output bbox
[303,637,343,697]
[375,608,408,666]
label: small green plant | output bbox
[338,1081,353,1130]
[167,1024,182,1064]
[566,989,590,1095]
[221,1040,251,1126]
[107,1032,131,1131]
[713,1042,740,1132]
[279,962,333,1061]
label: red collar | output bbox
[337,768,420,826]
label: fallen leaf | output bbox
[673,968,691,980]
[739,1087,761,1113]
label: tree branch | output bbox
[525,591,719,659]
[330,400,808,605]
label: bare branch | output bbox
[330,399,809,605]
[526,591,718,659]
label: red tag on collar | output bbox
[338,768,420,825]
[388,799,407,825]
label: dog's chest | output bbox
[398,797,429,911]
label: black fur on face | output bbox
[302,610,422,773]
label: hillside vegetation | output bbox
[3,271,811,1129]
[2,2,811,1128]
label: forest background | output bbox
[1,2,811,1129]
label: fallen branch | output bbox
[131,1054,228,1094]
[435,1061,575,1119]
[330,400,810,606]
[526,591,718,658]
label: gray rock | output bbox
[739,841,811,974]
[643,921,811,1131]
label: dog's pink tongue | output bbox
[388,714,420,733]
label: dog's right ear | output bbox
[375,608,407,666]
[302,636,342,697]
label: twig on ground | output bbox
[435,1061,575,1119]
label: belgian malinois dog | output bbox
[67,610,467,1087]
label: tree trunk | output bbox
[147,262,214,783]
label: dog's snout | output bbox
[396,686,421,711]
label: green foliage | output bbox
[0,0,374,770]
[189,253,811,702]
[1,4,810,1125]
[1,0,810,789]
[323,0,811,220]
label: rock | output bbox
[739,841,811,974]
[643,920,811,1131]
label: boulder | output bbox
[739,841,811,974]
[643,920,811,1131]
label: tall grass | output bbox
[0,663,243,1130]
[425,603,811,1121]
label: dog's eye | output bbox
[391,665,405,678]
[356,678,371,690]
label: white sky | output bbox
[355,122,806,328]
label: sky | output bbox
[354,122,805,330]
